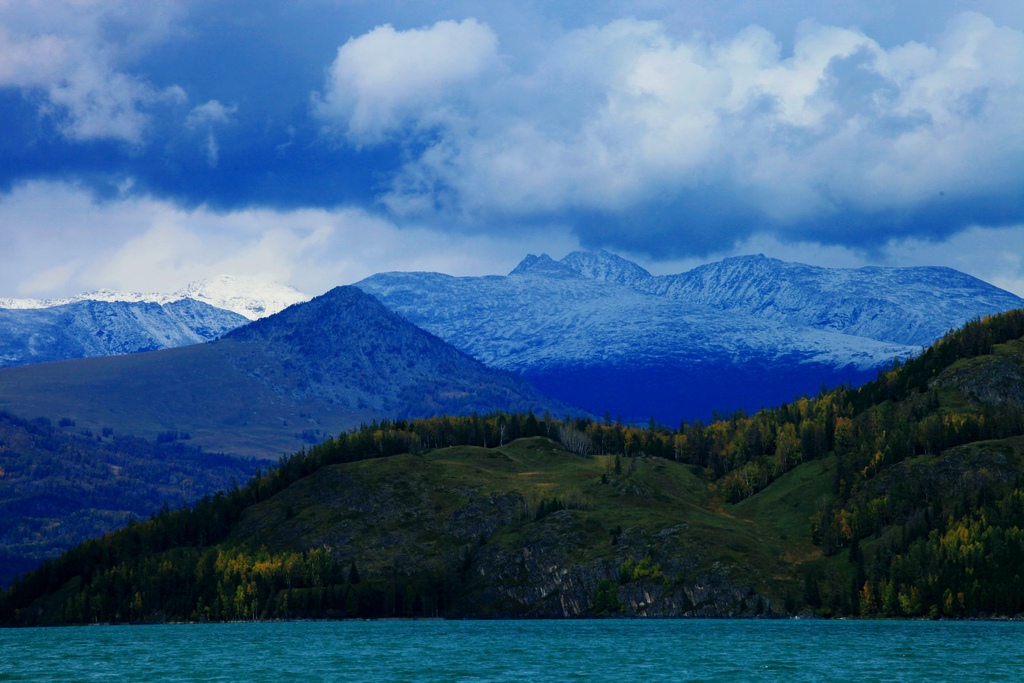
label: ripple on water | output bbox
[3,620,1023,682]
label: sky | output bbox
[1,0,1024,298]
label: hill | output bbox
[0,410,261,588]
[0,287,567,459]
[4,309,1023,623]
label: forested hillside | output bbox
[3,310,1024,623]
[0,412,261,587]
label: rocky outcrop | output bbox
[931,353,1024,408]
[457,514,776,618]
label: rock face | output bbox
[462,514,772,618]
[930,347,1024,408]
[356,251,1024,423]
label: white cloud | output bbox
[185,99,236,128]
[186,100,237,167]
[313,18,499,144]
[0,181,580,298]
[0,0,187,144]
[2,181,1022,306]
[312,13,1024,242]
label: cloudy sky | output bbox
[1,0,1023,298]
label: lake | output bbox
[2,619,1021,681]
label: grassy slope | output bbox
[227,436,818,610]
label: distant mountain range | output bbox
[0,274,310,320]
[358,251,1024,423]
[0,287,564,459]
[0,276,310,368]
[558,251,1022,347]
[2,252,1022,435]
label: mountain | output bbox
[0,275,309,321]
[0,286,567,459]
[0,276,311,368]
[6,310,1024,624]
[162,275,311,321]
[560,251,1024,347]
[0,299,246,368]
[357,255,919,423]
[357,251,1024,423]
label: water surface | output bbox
[2,619,1021,682]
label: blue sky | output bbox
[1,0,1023,297]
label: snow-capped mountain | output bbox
[0,275,310,321]
[357,251,1024,423]
[0,276,311,368]
[557,251,1024,347]
[0,300,247,368]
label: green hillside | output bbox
[3,311,1024,624]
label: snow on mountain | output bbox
[360,262,912,372]
[0,275,310,321]
[171,275,310,321]
[558,250,654,289]
[356,257,921,422]
[0,300,248,368]
[557,252,1024,347]
[0,276,311,368]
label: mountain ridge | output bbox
[554,251,1024,347]
[0,274,310,321]
[0,286,568,459]
[357,255,927,422]
[0,275,312,369]
[0,299,247,368]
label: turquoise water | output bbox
[1,620,1022,682]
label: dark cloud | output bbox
[0,1,1023,266]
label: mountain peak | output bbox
[559,250,653,286]
[173,275,310,320]
[508,254,580,279]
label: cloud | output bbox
[185,100,236,128]
[186,99,237,167]
[0,0,187,144]
[0,181,581,298]
[309,12,1024,255]
[1,2,1022,274]
[313,18,499,144]
[3,181,1023,305]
